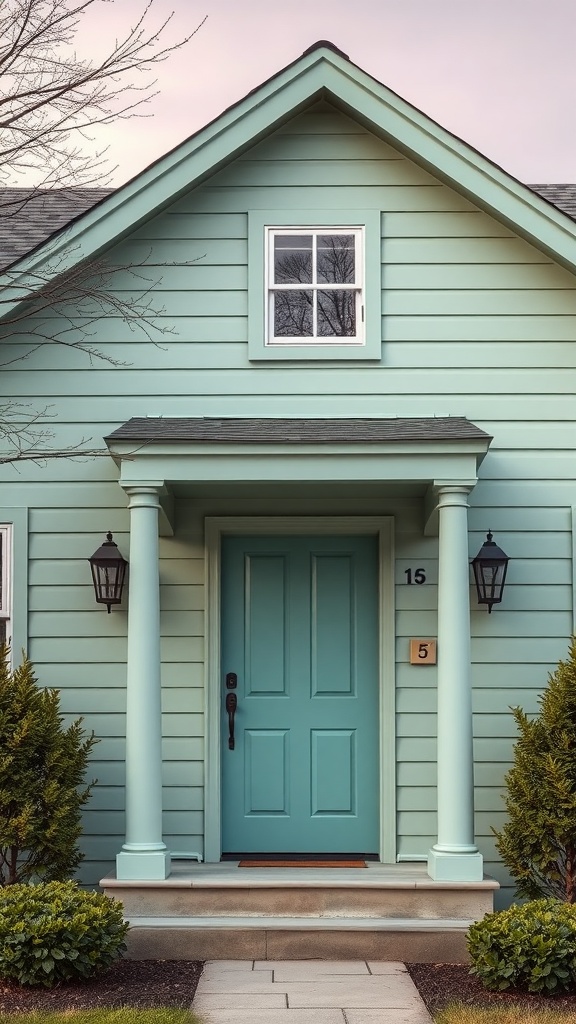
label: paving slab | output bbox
[198,966,262,979]
[272,963,372,980]
[197,977,279,993]
[192,1011,346,1024]
[202,961,256,971]
[285,980,416,1009]
[366,961,409,974]
[253,960,370,974]
[345,1011,432,1024]
[193,992,288,1009]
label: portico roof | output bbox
[105,416,491,446]
[106,418,491,538]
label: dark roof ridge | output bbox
[301,41,350,60]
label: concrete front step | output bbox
[110,883,491,919]
[124,915,472,962]
[102,862,497,922]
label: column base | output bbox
[116,849,171,881]
[427,847,484,882]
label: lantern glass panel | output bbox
[91,561,125,605]
[479,563,505,602]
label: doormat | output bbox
[238,860,367,868]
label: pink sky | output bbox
[82,0,576,186]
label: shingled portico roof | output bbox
[105,416,492,446]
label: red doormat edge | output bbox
[237,859,367,868]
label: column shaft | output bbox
[116,486,170,880]
[428,485,483,881]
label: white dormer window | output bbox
[266,228,364,345]
[248,209,381,361]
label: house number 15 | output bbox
[404,568,426,584]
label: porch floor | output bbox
[102,859,499,892]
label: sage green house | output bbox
[2,40,576,951]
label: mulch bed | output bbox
[0,960,203,1012]
[5,958,576,1016]
[407,962,576,1015]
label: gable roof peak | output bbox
[301,40,350,60]
[3,41,576,309]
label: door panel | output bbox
[311,729,355,814]
[311,554,354,695]
[246,554,288,694]
[221,534,379,853]
[245,730,288,813]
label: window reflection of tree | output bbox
[273,234,357,337]
[318,290,355,336]
[274,290,313,336]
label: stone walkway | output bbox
[191,959,433,1023]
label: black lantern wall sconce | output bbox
[89,532,128,613]
[471,531,509,613]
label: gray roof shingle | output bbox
[105,416,492,445]
[529,184,576,220]
[0,187,113,270]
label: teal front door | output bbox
[221,534,379,854]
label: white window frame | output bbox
[266,227,365,347]
[248,209,382,362]
[0,509,27,660]
[0,524,12,649]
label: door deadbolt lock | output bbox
[225,672,237,689]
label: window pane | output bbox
[274,235,313,284]
[317,290,356,336]
[317,235,355,284]
[273,290,313,336]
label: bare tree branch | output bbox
[0,0,206,463]
[0,0,207,190]
[0,401,106,465]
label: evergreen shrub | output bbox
[0,645,96,884]
[0,881,128,987]
[494,636,576,902]
[468,898,576,993]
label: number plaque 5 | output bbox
[409,639,437,665]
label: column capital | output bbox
[435,484,472,509]
[122,484,163,510]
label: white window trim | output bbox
[266,226,365,347]
[248,209,382,362]
[0,525,11,647]
[0,508,28,660]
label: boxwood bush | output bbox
[0,881,128,987]
[468,898,576,993]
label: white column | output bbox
[427,485,483,881]
[116,485,170,880]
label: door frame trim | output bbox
[204,516,395,863]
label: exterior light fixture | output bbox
[471,531,509,613]
[89,532,128,613]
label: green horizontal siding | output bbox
[6,367,576,397]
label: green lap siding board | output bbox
[0,99,574,902]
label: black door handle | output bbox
[226,692,237,750]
